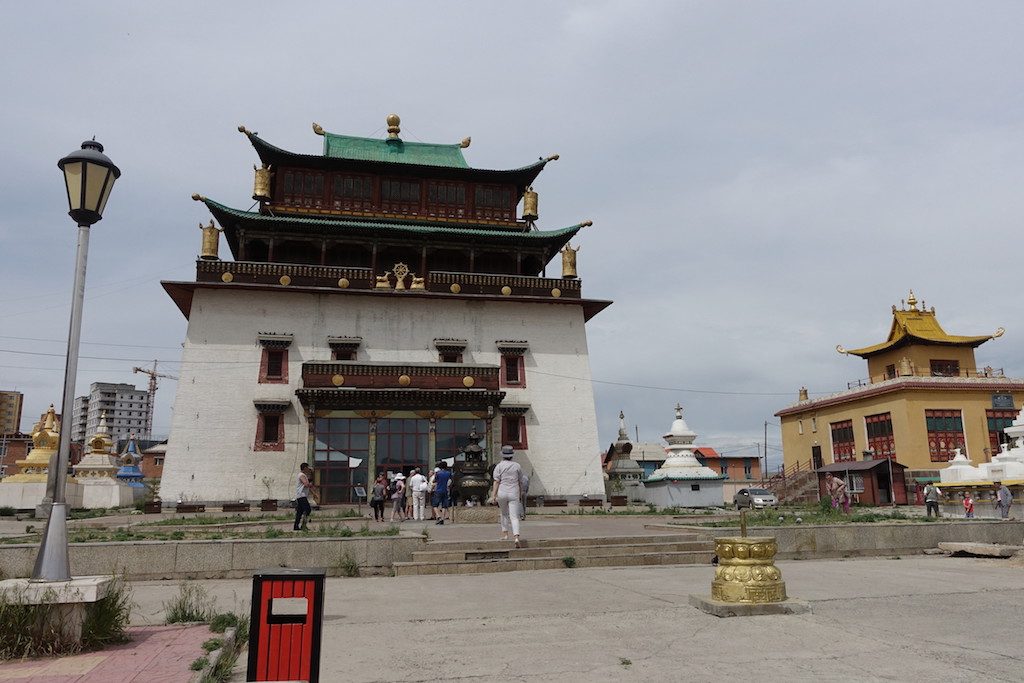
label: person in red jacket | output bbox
[962,492,975,519]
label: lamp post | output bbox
[31,139,120,582]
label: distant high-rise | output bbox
[0,391,23,434]
[71,383,150,445]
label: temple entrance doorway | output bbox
[313,417,369,504]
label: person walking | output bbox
[923,482,940,518]
[962,491,975,519]
[293,463,318,531]
[490,445,528,547]
[370,473,388,522]
[824,473,850,514]
[433,462,452,525]
[389,473,406,523]
[409,468,428,521]
[994,481,1013,519]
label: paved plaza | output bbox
[123,554,1021,682]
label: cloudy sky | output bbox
[2,1,1022,470]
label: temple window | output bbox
[865,413,895,458]
[929,360,960,377]
[925,409,965,462]
[254,400,288,452]
[829,420,855,462]
[987,409,1016,456]
[503,356,522,385]
[328,336,362,362]
[473,184,514,221]
[434,338,467,364]
[257,334,293,384]
[885,364,897,380]
[283,170,325,208]
[380,179,421,214]
[497,341,528,387]
[426,182,467,219]
[331,174,374,210]
[502,414,527,449]
[798,420,804,435]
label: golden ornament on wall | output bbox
[331,374,345,386]
[279,275,291,286]
[501,286,512,296]
[450,283,462,294]
[462,376,475,388]
[551,288,561,298]
[221,272,234,283]
[398,374,412,387]
[338,278,349,289]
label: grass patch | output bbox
[561,556,576,568]
[0,506,15,517]
[337,552,360,578]
[0,576,133,660]
[190,656,209,671]
[693,507,925,528]
[201,637,223,653]
[164,583,216,624]
[209,612,239,633]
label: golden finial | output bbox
[994,327,1005,338]
[836,345,848,355]
[907,289,918,310]
[312,122,324,136]
[544,153,560,162]
[238,125,251,135]
[460,137,471,148]
[191,193,205,201]
[386,113,401,140]
[581,220,593,227]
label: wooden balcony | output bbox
[195,260,581,299]
[302,361,500,391]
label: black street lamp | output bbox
[32,139,120,582]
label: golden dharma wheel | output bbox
[338,278,349,289]
[221,272,234,283]
[331,375,345,386]
[462,376,475,388]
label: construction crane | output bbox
[133,360,178,441]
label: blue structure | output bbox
[116,435,146,489]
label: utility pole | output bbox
[763,420,769,479]
[132,360,177,441]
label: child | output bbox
[962,491,975,519]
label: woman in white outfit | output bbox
[490,445,527,547]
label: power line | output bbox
[0,335,181,350]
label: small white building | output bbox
[643,405,726,507]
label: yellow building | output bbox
[0,391,23,435]
[776,292,1024,488]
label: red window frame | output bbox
[501,414,528,450]
[830,420,855,462]
[255,412,285,451]
[925,409,965,462]
[259,347,289,384]
[986,409,1016,457]
[865,413,895,458]
[500,354,525,387]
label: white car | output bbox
[733,488,778,510]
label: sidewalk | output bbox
[0,625,210,682]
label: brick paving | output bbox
[0,624,211,682]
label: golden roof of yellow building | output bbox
[838,290,1004,359]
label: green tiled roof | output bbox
[201,198,585,243]
[323,133,468,168]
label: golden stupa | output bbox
[4,405,60,483]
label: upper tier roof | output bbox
[238,122,554,189]
[322,132,469,168]
[838,291,1003,359]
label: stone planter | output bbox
[260,499,278,512]
[610,495,628,507]
[542,499,568,507]
[578,498,603,507]
[222,502,251,513]
[175,503,205,513]
[143,501,163,514]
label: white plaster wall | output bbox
[160,289,606,502]
[643,480,725,508]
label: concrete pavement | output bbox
[125,555,1024,682]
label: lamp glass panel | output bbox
[83,162,109,213]
[63,162,83,210]
[97,173,116,216]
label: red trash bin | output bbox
[247,568,326,683]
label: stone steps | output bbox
[393,534,715,576]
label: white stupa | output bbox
[643,404,725,507]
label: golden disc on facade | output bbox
[399,374,412,387]
[551,288,561,298]
[221,272,234,283]
[279,275,292,286]
[501,286,512,296]
[338,278,349,289]
[331,374,345,386]
[462,376,475,388]
[450,283,462,294]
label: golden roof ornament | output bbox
[460,137,471,148]
[522,186,539,222]
[312,122,325,136]
[252,163,273,202]
[907,289,918,311]
[386,113,401,140]
[561,243,580,279]
[199,220,223,261]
